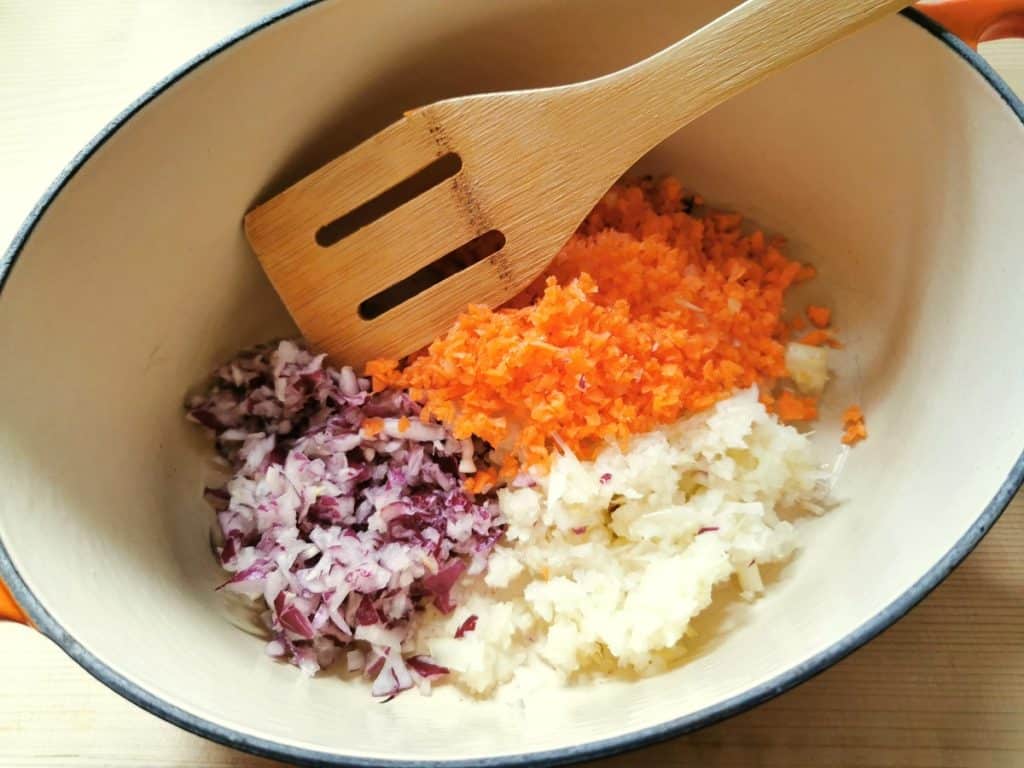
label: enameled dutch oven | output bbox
[1,1,1023,765]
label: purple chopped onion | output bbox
[407,655,450,678]
[188,340,505,696]
[454,614,478,639]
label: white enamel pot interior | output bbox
[1,1,1023,765]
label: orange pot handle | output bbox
[0,579,27,624]
[917,0,1024,49]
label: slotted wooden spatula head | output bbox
[244,96,621,369]
[244,0,908,368]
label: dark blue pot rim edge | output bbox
[1,5,1021,768]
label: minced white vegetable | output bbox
[785,342,830,394]
[412,388,828,694]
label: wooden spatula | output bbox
[244,0,906,368]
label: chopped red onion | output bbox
[371,655,415,698]
[188,340,504,696]
[419,560,466,614]
[407,655,450,678]
[454,614,478,639]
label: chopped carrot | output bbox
[398,416,411,434]
[794,264,817,283]
[789,314,807,332]
[842,422,868,445]
[841,404,868,445]
[775,390,819,422]
[797,329,843,349]
[463,466,499,495]
[500,453,521,478]
[364,359,401,391]
[367,177,825,473]
[806,305,831,328]
[361,418,384,437]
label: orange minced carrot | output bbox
[776,390,819,422]
[368,177,821,472]
[789,314,808,332]
[806,305,831,328]
[397,416,411,434]
[841,404,868,445]
[365,358,402,389]
[794,264,817,283]
[797,329,843,349]
[361,418,384,437]
[463,466,499,495]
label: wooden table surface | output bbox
[1,3,1022,767]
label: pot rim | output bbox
[1,4,1021,767]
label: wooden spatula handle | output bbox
[576,0,909,163]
